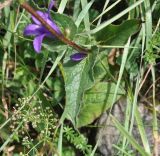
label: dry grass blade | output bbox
[2,96,9,119]
[0,0,13,10]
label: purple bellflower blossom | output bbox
[23,0,88,62]
[24,0,61,53]
[70,52,87,61]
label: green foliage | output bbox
[51,12,77,40]
[46,77,65,105]
[112,116,150,156]
[0,97,58,155]
[77,82,125,127]
[61,50,97,126]
[144,31,160,64]
[1,0,160,155]
[63,126,92,155]
[94,19,141,46]
[11,97,57,141]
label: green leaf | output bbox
[94,19,140,46]
[3,10,15,48]
[77,82,125,127]
[93,51,110,82]
[62,51,96,126]
[43,13,77,52]
[51,12,77,40]
[43,39,67,53]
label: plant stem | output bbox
[20,2,89,53]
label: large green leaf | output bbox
[61,51,96,126]
[94,19,140,46]
[77,82,125,127]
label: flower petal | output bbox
[70,53,87,61]
[32,11,49,25]
[48,0,55,12]
[46,19,61,34]
[24,24,46,36]
[31,10,61,35]
[33,34,46,53]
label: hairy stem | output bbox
[21,2,89,53]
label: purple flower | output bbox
[24,0,61,53]
[70,52,87,61]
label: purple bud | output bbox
[70,53,87,61]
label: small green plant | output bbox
[144,30,160,64]
[9,97,59,155]
[63,126,92,155]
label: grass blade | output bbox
[89,0,144,34]
[111,115,150,156]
